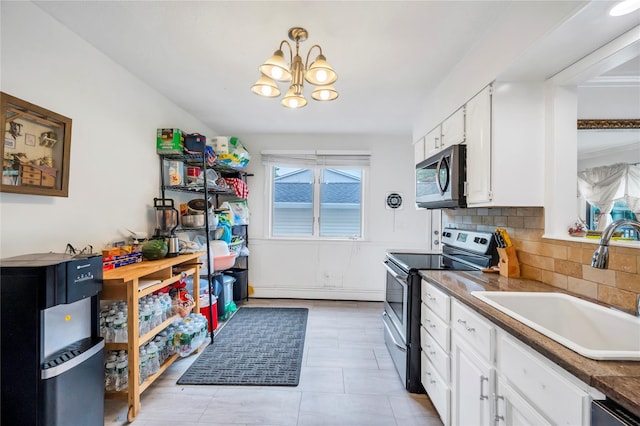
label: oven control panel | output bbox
[441,228,495,255]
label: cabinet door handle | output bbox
[495,394,505,422]
[457,319,467,325]
[480,375,489,400]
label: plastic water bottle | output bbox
[173,326,183,353]
[138,348,148,384]
[179,326,192,357]
[162,294,172,320]
[104,361,117,391]
[165,327,175,356]
[140,303,152,335]
[105,310,116,343]
[152,299,163,328]
[115,360,128,391]
[146,342,160,375]
[154,335,166,365]
[113,311,128,343]
[99,311,107,340]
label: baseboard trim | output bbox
[251,287,384,302]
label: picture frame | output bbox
[1,92,72,197]
[25,133,36,146]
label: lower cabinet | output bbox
[420,281,451,424]
[451,298,495,426]
[495,380,552,426]
[451,334,494,426]
[421,351,450,425]
[496,332,604,425]
[444,297,604,426]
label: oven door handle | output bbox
[384,262,408,282]
[381,312,407,352]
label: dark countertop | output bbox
[419,269,640,418]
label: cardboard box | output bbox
[157,128,184,154]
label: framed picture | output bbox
[25,133,36,146]
[1,92,72,197]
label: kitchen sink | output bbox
[470,291,640,360]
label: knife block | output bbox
[497,246,520,278]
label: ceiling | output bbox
[33,1,640,137]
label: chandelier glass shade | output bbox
[252,27,338,108]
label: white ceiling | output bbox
[33,1,640,136]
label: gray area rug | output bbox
[177,307,308,386]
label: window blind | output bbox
[261,150,371,167]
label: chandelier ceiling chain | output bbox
[251,27,338,109]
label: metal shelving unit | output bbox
[158,152,251,340]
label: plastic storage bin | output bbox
[199,294,218,332]
[222,275,235,310]
[224,268,248,301]
[213,274,235,320]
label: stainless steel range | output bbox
[382,228,499,393]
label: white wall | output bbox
[0,2,215,258]
[238,133,428,301]
[411,1,583,143]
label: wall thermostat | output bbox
[386,192,403,210]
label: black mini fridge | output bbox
[1,253,105,426]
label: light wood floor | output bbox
[104,298,442,425]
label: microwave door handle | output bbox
[435,156,449,195]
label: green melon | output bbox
[142,239,168,260]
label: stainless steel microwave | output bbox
[416,144,466,209]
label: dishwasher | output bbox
[592,400,640,426]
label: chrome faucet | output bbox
[591,218,640,269]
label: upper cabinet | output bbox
[415,82,544,208]
[423,107,466,160]
[465,82,545,207]
[423,125,442,160]
[414,136,425,165]
[466,86,492,205]
[441,107,465,151]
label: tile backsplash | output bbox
[442,207,640,313]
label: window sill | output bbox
[543,233,640,249]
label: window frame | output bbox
[266,162,368,241]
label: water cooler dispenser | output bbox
[1,253,105,426]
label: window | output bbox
[262,150,369,239]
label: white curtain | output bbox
[577,163,640,230]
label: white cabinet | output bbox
[450,299,495,426]
[452,335,494,426]
[464,82,545,207]
[446,296,604,426]
[495,380,552,426]
[420,281,451,425]
[496,332,603,426]
[440,107,465,151]
[423,107,466,159]
[424,125,442,158]
[414,136,426,165]
[465,85,492,205]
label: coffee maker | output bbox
[153,197,179,257]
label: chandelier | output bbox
[251,27,338,108]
